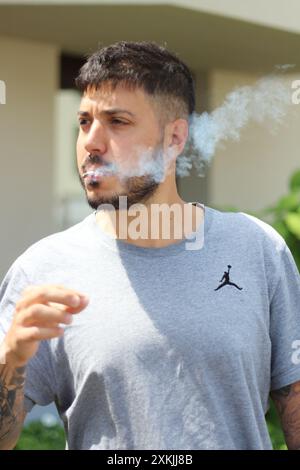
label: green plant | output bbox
[14,421,65,450]
[266,401,287,450]
[256,169,300,271]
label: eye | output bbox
[78,119,89,126]
[111,119,128,125]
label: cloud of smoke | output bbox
[176,74,293,178]
[86,72,294,184]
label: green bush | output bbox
[266,402,287,450]
[258,169,300,271]
[14,415,286,450]
[14,421,65,450]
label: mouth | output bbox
[82,164,117,180]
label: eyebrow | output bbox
[77,108,135,118]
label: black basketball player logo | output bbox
[214,265,243,291]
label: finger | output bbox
[18,304,73,327]
[54,287,90,312]
[16,286,88,312]
[52,285,88,296]
[26,284,83,293]
[22,326,64,341]
[48,285,90,303]
[47,302,66,311]
[63,296,89,313]
[22,284,88,298]
[47,298,89,314]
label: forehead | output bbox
[80,83,156,116]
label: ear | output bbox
[165,118,189,156]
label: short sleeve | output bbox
[23,340,57,412]
[0,259,29,343]
[0,259,56,412]
[270,243,300,391]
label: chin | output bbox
[85,192,122,211]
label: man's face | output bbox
[76,83,167,210]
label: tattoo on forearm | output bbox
[0,365,25,442]
[271,381,300,450]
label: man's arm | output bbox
[0,285,89,449]
[270,380,300,450]
[0,357,27,450]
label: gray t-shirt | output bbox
[1,202,300,450]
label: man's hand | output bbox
[0,284,88,449]
[2,284,89,368]
[270,380,300,450]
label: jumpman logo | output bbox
[214,265,243,291]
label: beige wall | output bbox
[53,90,94,230]
[177,70,210,205]
[207,69,300,214]
[1,1,300,35]
[54,90,81,201]
[0,36,58,280]
[182,0,300,34]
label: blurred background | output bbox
[1,0,300,449]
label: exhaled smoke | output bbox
[275,64,295,71]
[85,73,294,184]
[176,74,293,178]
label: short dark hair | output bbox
[75,41,195,125]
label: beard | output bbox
[78,142,166,211]
[85,174,160,210]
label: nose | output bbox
[84,120,108,156]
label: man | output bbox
[0,41,300,450]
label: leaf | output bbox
[259,204,277,215]
[276,192,300,212]
[284,213,300,239]
[289,169,300,191]
[272,220,290,239]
